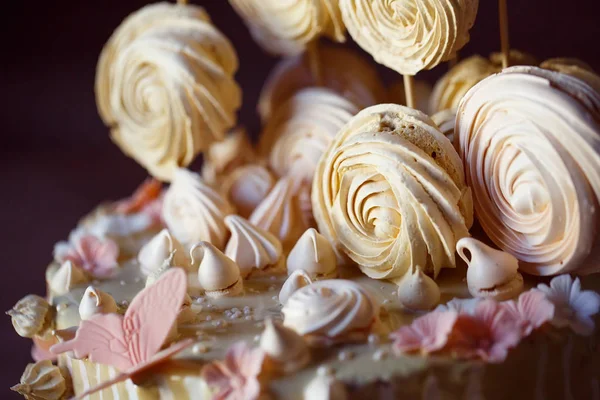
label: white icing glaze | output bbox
[287,228,337,280]
[78,286,118,321]
[49,261,88,296]
[191,242,243,298]
[260,318,310,374]
[279,269,313,305]
[138,229,190,276]
[392,269,441,311]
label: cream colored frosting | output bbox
[221,164,275,219]
[457,238,524,301]
[431,109,457,145]
[138,229,190,276]
[95,3,241,181]
[456,66,600,276]
[202,127,256,186]
[224,215,284,278]
[162,168,234,249]
[258,44,385,122]
[8,295,53,339]
[258,88,358,186]
[260,318,310,374]
[282,280,380,343]
[392,269,441,311]
[279,269,313,305]
[11,360,67,400]
[339,0,479,75]
[228,0,344,56]
[303,374,348,400]
[287,228,337,280]
[312,104,472,280]
[250,177,309,252]
[49,261,88,296]
[78,286,118,321]
[191,242,243,298]
[387,79,433,114]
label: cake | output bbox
[9,1,600,400]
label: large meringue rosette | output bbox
[96,3,241,181]
[339,0,479,76]
[313,104,473,280]
[258,88,358,185]
[456,67,600,276]
[228,0,344,56]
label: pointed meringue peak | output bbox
[191,242,243,298]
[11,360,68,400]
[78,286,118,321]
[222,164,275,219]
[260,318,310,374]
[457,237,524,301]
[393,268,441,311]
[279,269,313,305]
[49,261,88,296]
[138,229,190,276]
[224,215,283,278]
[145,251,176,287]
[287,228,337,280]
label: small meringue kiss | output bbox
[49,261,88,296]
[279,269,313,305]
[303,374,348,400]
[191,242,243,298]
[260,318,310,374]
[78,286,118,321]
[11,360,68,400]
[7,295,54,339]
[457,237,524,301]
[138,229,190,276]
[287,228,337,280]
[392,269,441,311]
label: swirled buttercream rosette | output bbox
[313,104,473,280]
[339,0,479,75]
[96,3,241,181]
[456,66,600,276]
[228,0,344,56]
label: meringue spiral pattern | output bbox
[228,0,344,56]
[339,0,479,75]
[259,88,358,185]
[313,104,472,279]
[96,3,241,181]
[456,67,600,276]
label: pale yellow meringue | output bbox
[191,242,243,298]
[303,374,348,400]
[457,238,524,301]
[258,44,385,122]
[540,58,600,94]
[202,128,256,186]
[138,229,190,276]
[7,295,54,339]
[260,318,310,374]
[431,108,457,145]
[456,66,600,276]
[387,79,433,114]
[279,269,313,305]
[228,0,344,56]
[11,360,68,400]
[95,3,241,181]
[258,88,358,186]
[224,215,284,278]
[287,228,337,280]
[282,280,379,344]
[392,269,441,311]
[250,177,309,252]
[312,104,472,280]
[339,0,479,75]
[162,168,235,249]
[78,286,119,321]
[49,261,88,296]
[221,164,275,219]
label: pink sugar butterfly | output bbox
[51,268,193,399]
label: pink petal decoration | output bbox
[57,234,119,278]
[502,290,555,336]
[390,311,458,355]
[114,179,162,214]
[202,342,265,400]
[31,336,57,362]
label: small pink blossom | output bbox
[31,337,57,362]
[202,342,265,400]
[390,311,458,355]
[113,179,162,214]
[450,300,523,363]
[54,234,119,278]
[537,274,600,336]
[501,289,555,336]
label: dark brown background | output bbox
[2,0,599,397]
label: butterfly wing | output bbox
[50,313,133,371]
[123,268,187,365]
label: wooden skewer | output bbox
[498,0,510,69]
[403,74,416,109]
[307,41,323,86]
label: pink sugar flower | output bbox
[113,178,162,214]
[202,342,265,400]
[390,311,458,355]
[501,289,555,336]
[54,234,119,278]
